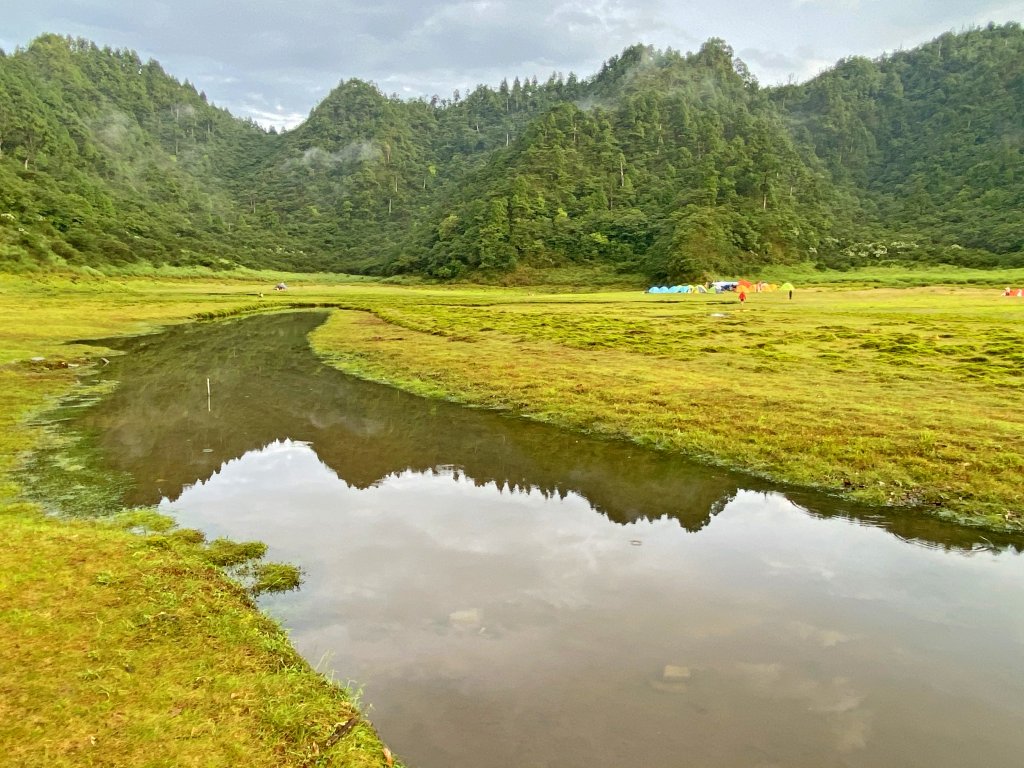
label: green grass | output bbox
[758,262,1024,288]
[307,284,1024,529]
[0,275,396,767]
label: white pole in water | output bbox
[207,377,211,413]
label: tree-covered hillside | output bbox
[776,22,1024,267]
[393,42,845,279]
[0,35,303,271]
[1,26,1022,280]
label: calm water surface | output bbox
[71,312,1024,768]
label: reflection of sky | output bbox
[164,440,1024,768]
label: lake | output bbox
[65,311,1024,768]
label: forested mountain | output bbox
[1,25,1022,280]
[776,23,1024,267]
[0,35,300,270]
[395,42,843,279]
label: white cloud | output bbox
[790,0,864,8]
[5,0,1023,128]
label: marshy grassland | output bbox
[0,274,394,767]
[2,271,1022,765]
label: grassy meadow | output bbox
[308,281,1024,529]
[1,269,1022,765]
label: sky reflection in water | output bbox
[167,438,1024,768]
[66,312,1024,768]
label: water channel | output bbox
[63,311,1024,767]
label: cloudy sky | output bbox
[4,1,1023,130]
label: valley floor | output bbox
[1,273,1022,764]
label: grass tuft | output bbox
[204,538,270,567]
[251,563,304,595]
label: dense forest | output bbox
[1,24,1022,280]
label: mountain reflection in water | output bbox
[75,311,1018,552]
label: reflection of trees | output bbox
[783,491,1024,553]
[78,312,1022,551]
[80,312,735,533]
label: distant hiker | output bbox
[788,288,793,300]
[738,289,747,307]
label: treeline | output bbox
[1,26,1022,280]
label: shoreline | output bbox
[0,279,396,767]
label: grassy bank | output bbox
[0,275,394,767]
[308,284,1024,530]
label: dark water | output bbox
[70,312,1024,768]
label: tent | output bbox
[781,282,795,292]
[695,284,709,294]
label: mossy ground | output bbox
[0,509,384,767]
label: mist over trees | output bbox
[1,25,1022,280]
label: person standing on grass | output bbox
[738,288,747,308]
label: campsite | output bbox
[647,279,784,294]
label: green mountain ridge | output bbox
[1,25,1022,280]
